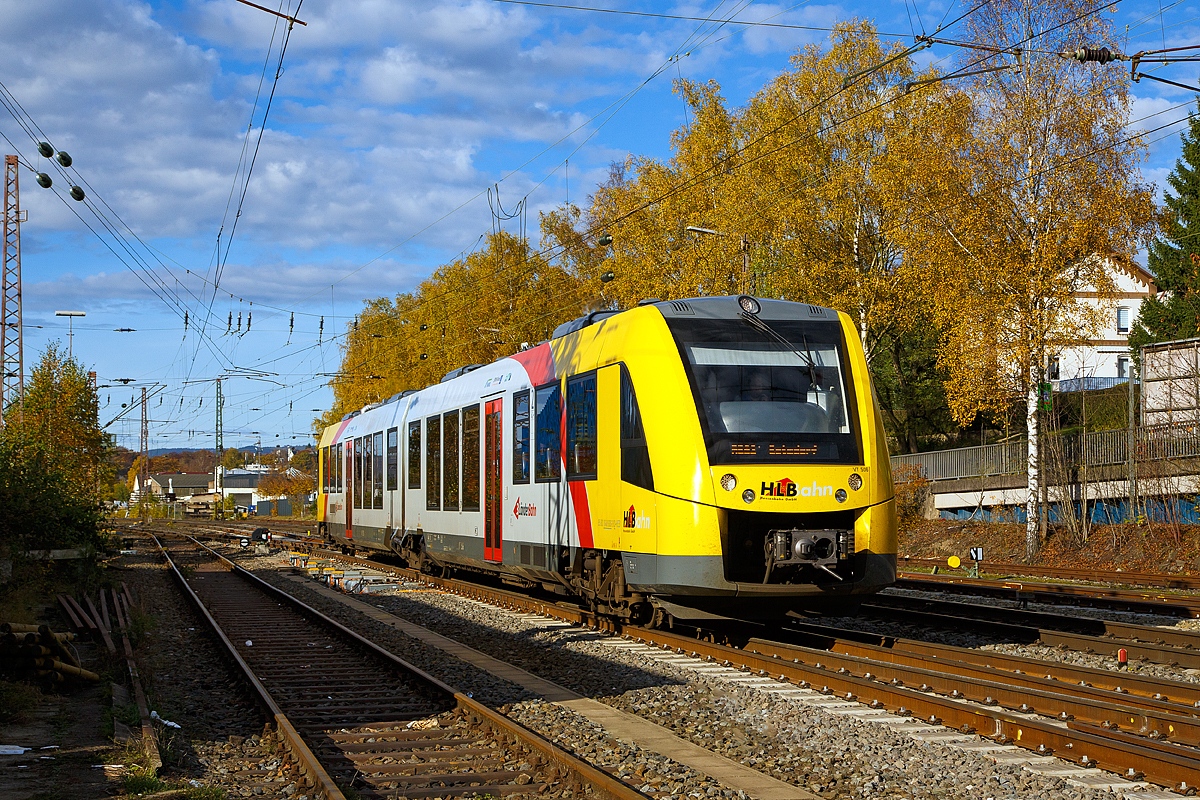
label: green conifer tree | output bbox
[1130,110,1200,351]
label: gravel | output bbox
[232,545,1152,800]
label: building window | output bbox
[621,366,654,490]
[386,428,398,491]
[408,421,421,489]
[1117,306,1130,334]
[1117,356,1128,379]
[443,410,460,511]
[373,431,384,509]
[1048,356,1060,381]
[462,405,480,512]
[566,373,598,480]
[426,416,441,510]
[535,382,561,482]
[513,389,530,484]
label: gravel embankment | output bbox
[238,547,1143,800]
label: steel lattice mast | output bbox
[214,379,224,520]
[1,155,23,427]
[140,388,148,512]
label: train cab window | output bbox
[363,435,373,510]
[566,373,598,480]
[667,317,860,464]
[462,404,480,512]
[426,416,441,510]
[373,432,384,509]
[386,428,398,491]
[534,382,562,482]
[620,367,654,491]
[513,389,530,484]
[443,410,460,510]
[354,437,364,509]
[408,421,421,489]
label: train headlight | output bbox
[835,489,847,503]
[720,473,738,491]
[848,473,862,491]
[737,295,761,315]
[742,489,755,504]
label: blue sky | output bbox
[0,0,1195,454]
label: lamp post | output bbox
[685,226,752,295]
[55,310,84,359]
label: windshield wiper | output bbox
[739,312,821,388]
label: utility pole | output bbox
[214,379,224,520]
[1,155,24,428]
[139,387,148,517]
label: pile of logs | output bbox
[0,622,99,684]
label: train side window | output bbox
[354,437,364,509]
[621,366,654,491]
[513,389,530,484]
[426,416,441,510]
[373,432,384,509]
[443,410,460,510]
[534,382,561,482]
[386,428,398,491]
[407,421,421,489]
[363,435,373,510]
[566,373,598,480]
[462,404,480,511]
[337,442,343,492]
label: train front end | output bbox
[619,296,896,618]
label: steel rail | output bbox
[898,557,1200,590]
[859,603,1200,667]
[869,593,1200,650]
[897,574,1200,617]
[784,619,1200,708]
[353,560,1200,790]
[166,533,649,800]
[155,534,346,800]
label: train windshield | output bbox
[667,317,861,464]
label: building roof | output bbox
[150,473,212,489]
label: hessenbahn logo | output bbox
[622,505,650,529]
[513,498,536,517]
[760,478,834,498]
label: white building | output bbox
[1051,258,1156,390]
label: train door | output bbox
[344,440,353,539]
[484,398,503,562]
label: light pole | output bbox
[55,310,84,359]
[685,226,752,295]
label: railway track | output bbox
[154,533,646,800]
[285,545,1200,792]
[896,572,1200,617]
[899,557,1200,590]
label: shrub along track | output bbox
[153,532,646,800]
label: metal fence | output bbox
[891,420,1200,481]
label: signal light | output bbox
[742,489,755,504]
[835,489,847,503]
[848,473,862,491]
[720,473,737,491]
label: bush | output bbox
[894,464,931,531]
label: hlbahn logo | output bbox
[623,505,650,529]
[513,498,536,517]
[761,478,834,498]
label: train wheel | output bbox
[649,606,671,630]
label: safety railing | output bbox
[891,420,1200,481]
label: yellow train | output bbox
[315,295,896,621]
